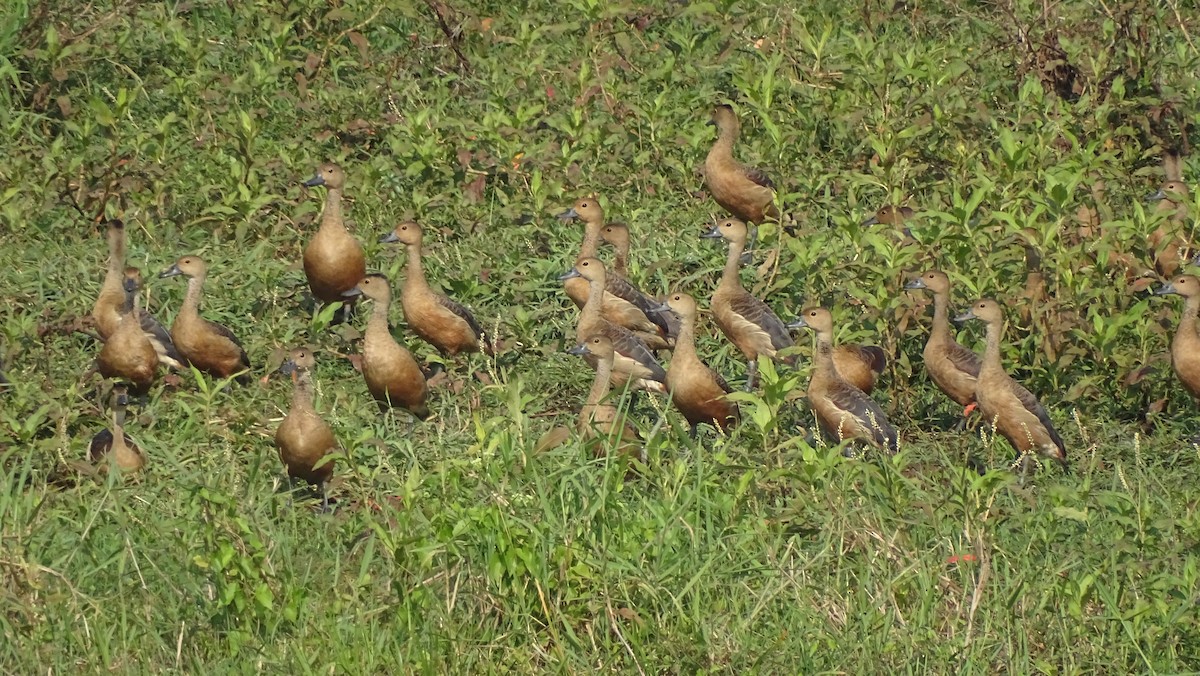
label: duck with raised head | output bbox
[560,257,668,394]
[302,162,366,320]
[906,270,982,417]
[89,385,146,472]
[98,271,159,395]
[956,299,1068,472]
[122,267,183,369]
[704,104,779,226]
[664,292,739,437]
[792,307,898,454]
[275,347,337,507]
[559,197,673,347]
[1154,275,1200,403]
[92,219,130,340]
[702,218,792,390]
[160,256,251,383]
[601,221,681,341]
[344,275,431,419]
[380,221,490,356]
[862,204,916,239]
[567,334,643,459]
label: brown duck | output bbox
[1155,275,1200,402]
[559,198,673,346]
[956,299,1068,471]
[344,275,431,419]
[1148,153,1193,278]
[664,292,739,437]
[793,307,898,454]
[862,205,916,239]
[89,385,146,472]
[559,257,668,394]
[906,270,982,415]
[567,334,643,458]
[160,256,251,383]
[380,221,490,356]
[303,162,366,317]
[704,105,779,225]
[276,347,337,507]
[97,272,159,395]
[601,221,681,340]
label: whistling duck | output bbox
[567,334,643,458]
[664,293,739,437]
[97,272,158,395]
[344,275,431,419]
[1155,275,1200,402]
[159,256,251,383]
[704,105,779,225]
[89,385,145,472]
[862,205,916,239]
[793,307,898,454]
[122,267,183,368]
[303,162,366,318]
[1148,154,1193,278]
[600,221,681,340]
[702,218,792,389]
[906,270,982,415]
[559,198,673,347]
[559,258,667,394]
[379,221,490,356]
[276,347,337,506]
[92,219,130,340]
[955,299,1068,471]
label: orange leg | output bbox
[963,402,978,417]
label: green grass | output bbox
[3,0,1200,671]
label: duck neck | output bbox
[586,357,614,408]
[291,370,316,413]
[931,292,951,339]
[813,331,835,371]
[710,121,738,159]
[582,274,605,318]
[579,220,602,258]
[674,313,699,361]
[368,297,392,334]
[405,243,426,289]
[982,320,1004,372]
[181,274,206,320]
[103,229,125,292]
[1183,295,1199,335]
[721,239,745,287]
[613,243,628,274]
[319,187,345,231]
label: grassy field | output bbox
[3,0,1200,671]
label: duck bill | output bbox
[785,318,808,330]
[861,215,880,226]
[700,224,724,239]
[341,287,363,299]
[379,231,401,244]
[1147,189,1166,202]
[566,343,589,356]
[1154,283,1178,296]
[556,208,579,221]
[303,174,325,188]
[905,278,927,290]
[953,310,977,323]
[158,263,182,278]
[557,269,582,281]
[278,360,298,376]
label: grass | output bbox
[2,0,1200,671]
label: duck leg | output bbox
[689,423,699,440]
[745,359,759,391]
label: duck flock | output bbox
[85,104,1200,503]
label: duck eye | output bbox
[580,202,589,208]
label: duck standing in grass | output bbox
[956,299,1068,472]
[343,275,431,420]
[97,271,159,395]
[159,256,251,384]
[791,307,898,455]
[89,385,146,473]
[275,347,337,508]
[663,292,738,437]
[1155,275,1200,405]
[91,220,181,367]
[704,105,778,226]
[906,270,982,421]
[567,334,643,458]
[303,162,365,322]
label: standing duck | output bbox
[275,347,337,507]
[906,270,982,417]
[302,162,366,320]
[702,218,792,390]
[955,299,1068,471]
[89,385,146,473]
[97,271,159,395]
[704,105,779,225]
[567,334,643,458]
[159,256,251,383]
[122,267,183,369]
[559,258,668,394]
[793,307,898,454]
[1154,275,1200,403]
[559,198,673,347]
[344,275,431,419]
[663,293,739,437]
[379,221,490,356]
[1148,153,1193,278]
[601,221,681,340]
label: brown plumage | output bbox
[567,334,643,458]
[600,221,681,341]
[345,275,431,419]
[559,258,667,394]
[302,162,366,310]
[92,219,129,340]
[793,307,898,454]
[1148,154,1193,278]
[956,299,1068,471]
[559,198,673,347]
[704,105,779,225]
[97,272,159,395]
[906,270,982,412]
[121,267,184,369]
[159,256,251,383]
[89,385,146,472]
[379,221,490,356]
[702,218,792,390]
[1155,275,1200,402]
[862,205,916,239]
[664,293,739,437]
[275,347,337,504]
